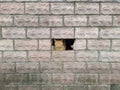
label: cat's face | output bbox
[54,39,65,50]
[54,40,64,47]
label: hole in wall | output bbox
[52,39,75,51]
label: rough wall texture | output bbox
[0,0,120,90]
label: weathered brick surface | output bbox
[52,51,74,61]
[52,73,74,84]
[101,3,120,14]
[113,16,120,26]
[75,3,99,14]
[28,51,51,61]
[39,40,51,50]
[73,39,86,50]
[0,63,15,73]
[0,1,120,90]
[100,51,120,62]
[25,3,49,14]
[88,85,110,90]
[99,74,120,84]
[2,27,26,38]
[111,63,120,73]
[14,15,38,26]
[75,74,98,84]
[112,40,120,50]
[27,28,50,38]
[76,51,98,61]
[87,62,110,73]
[88,40,110,50]
[0,3,24,14]
[0,40,13,50]
[75,27,98,38]
[15,40,38,50]
[4,51,27,62]
[64,15,87,26]
[89,15,112,26]
[63,62,86,73]
[40,15,63,26]
[0,15,13,26]
[40,62,62,73]
[16,62,39,73]
[51,3,74,14]
[100,28,120,38]
[52,28,74,38]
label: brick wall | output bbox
[0,0,120,90]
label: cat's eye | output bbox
[52,39,75,51]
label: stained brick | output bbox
[4,85,18,90]
[5,74,29,85]
[52,73,74,84]
[18,85,40,90]
[99,74,120,84]
[75,74,98,84]
[41,73,52,84]
[64,85,88,90]
[41,85,63,90]
[29,74,41,84]
[111,63,120,73]
[16,62,39,73]
[99,74,111,84]
[40,62,62,73]
[110,74,120,84]
[26,3,49,14]
[75,3,99,14]
[87,62,110,73]
[0,63,15,73]
[88,85,110,90]
[0,3,24,14]
[51,3,74,14]
[63,62,86,73]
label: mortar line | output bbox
[110,39,112,51]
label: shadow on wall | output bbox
[111,85,120,90]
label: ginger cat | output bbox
[54,39,65,51]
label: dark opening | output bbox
[52,39,75,51]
